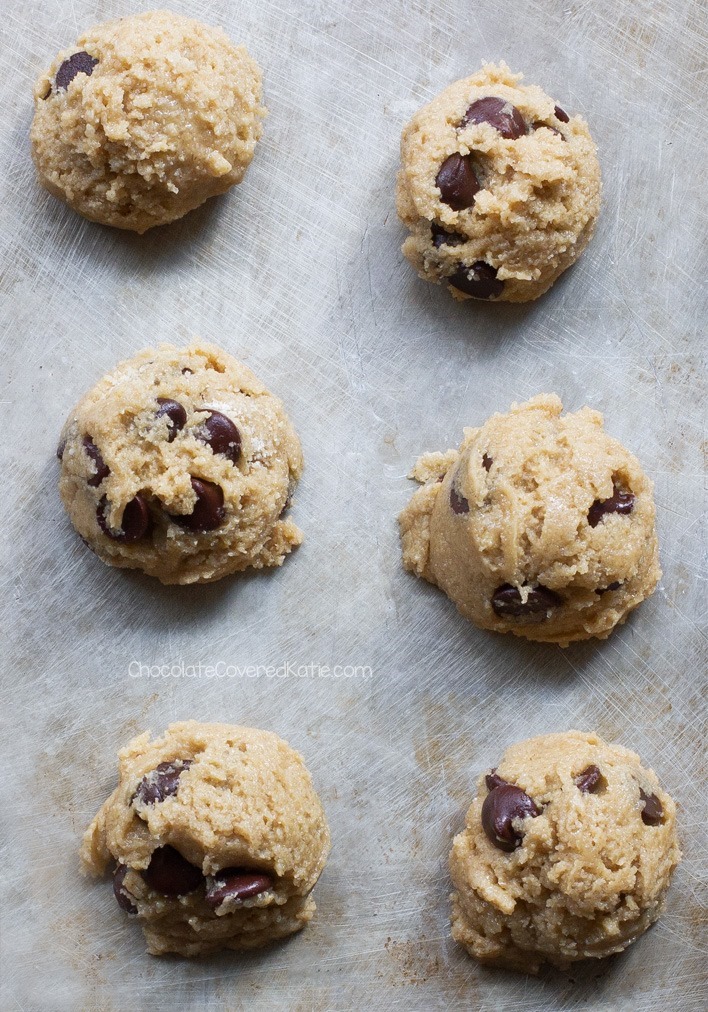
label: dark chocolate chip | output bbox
[113,864,138,914]
[204,869,274,909]
[448,261,504,300]
[133,759,193,806]
[55,51,98,91]
[640,789,664,826]
[463,96,526,139]
[181,367,193,375]
[491,583,562,618]
[141,846,203,896]
[156,398,187,442]
[170,478,225,532]
[596,581,622,595]
[97,494,151,542]
[482,453,493,471]
[575,765,603,794]
[532,121,566,140]
[449,484,469,514]
[554,104,570,123]
[56,438,66,460]
[588,484,636,528]
[485,769,508,791]
[435,153,480,211]
[83,436,110,487]
[196,410,241,465]
[481,783,540,851]
[431,223,467,248]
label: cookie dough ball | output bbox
[397,63,600,302]
[58,342,303,584]
[81,721,331,956]
[31,10,265,232]
[450,731,681,973]
[399,394,659,645]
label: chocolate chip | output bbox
[554,104,570,123]
[491,584,562,618]
[449,484,469,514]
[596,581,622,595]
[482,453,493,471]
[435,154,480,211]
[575,765,603,794]
[97,494,151,542]
[431,223,467,248]
[588,484,636,528]
[463,96,526,139]
[141,846,203,896]
[55,51,98,91]
[196,410,241,465]
[532,121,565,140]
[170,478,225,532]
[113,864,138,914]
[481,783,540,851]
[448,261,504,300]
[156,398,187,442]
[83,436,109,487]
[485,769,508,791]
[640,789,664,826]
[181,367,193,375]
[56,438,66,460]
[133,760,193,806]
[204,869,273,909]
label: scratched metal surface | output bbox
[1,0,706,1008]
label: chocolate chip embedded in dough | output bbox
[435,153,481,211]
[481,783,540,851]
[196,410,242,465]
[554,104,570,123]
[83,436,110,487]
[482,453,493,471]
[575,765,603,793]
[448,261,504,300]
[588,484,635,528]
[156,398,187,442]
[491,584,562,618]
[97,494,151,542]
[449,484,469,515]
[170,478,225,532]
[640,789,664,826]
[113,864,138,914]
[462,96,526,139]
[431,223,467,248]
[141,846,203,896]
[133,759,193,806]
[55,51,98,91]
[204,869,273,909]
[485,769,508,791]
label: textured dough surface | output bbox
[58,341,303,584]
[399,394,660,644]
[397,63,601,301]
[81,721,331,956]
[450,731,681,973]
[31,10,265,232]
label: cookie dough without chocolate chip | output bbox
[31,10,265,232]
[397,63,601,301]
[58,342,303,584]
[81,722,331,956]
[449,731,681,973]
[399,394,660,644]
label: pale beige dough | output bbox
[399,394,660,645]
[58,342,303,584]
[450,731,681,973]
[81,721,331,956]
[397,63,601,302]
[31,10,265,232]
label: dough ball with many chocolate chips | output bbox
[58,342,303,584]
[449,731,681,973]
[31,10,265,232]
[397,63,601,302]
[80,721,331,956]
[399,394,659,645]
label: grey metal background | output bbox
[1,0,706,1009]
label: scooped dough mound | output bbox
[58,341,303,584]
[449,730,681,973]
[397,63,601,302]
[399,394,660,645]
[31,10,265,232]
[81,721,331,956]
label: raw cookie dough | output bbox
[399,394,660,645]
[397,63,601,302]
[31,10,265,232]
[449,731,681,973]
[58,342,303,584]
[81,721,331,956]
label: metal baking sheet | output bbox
[1,0,705,1008]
